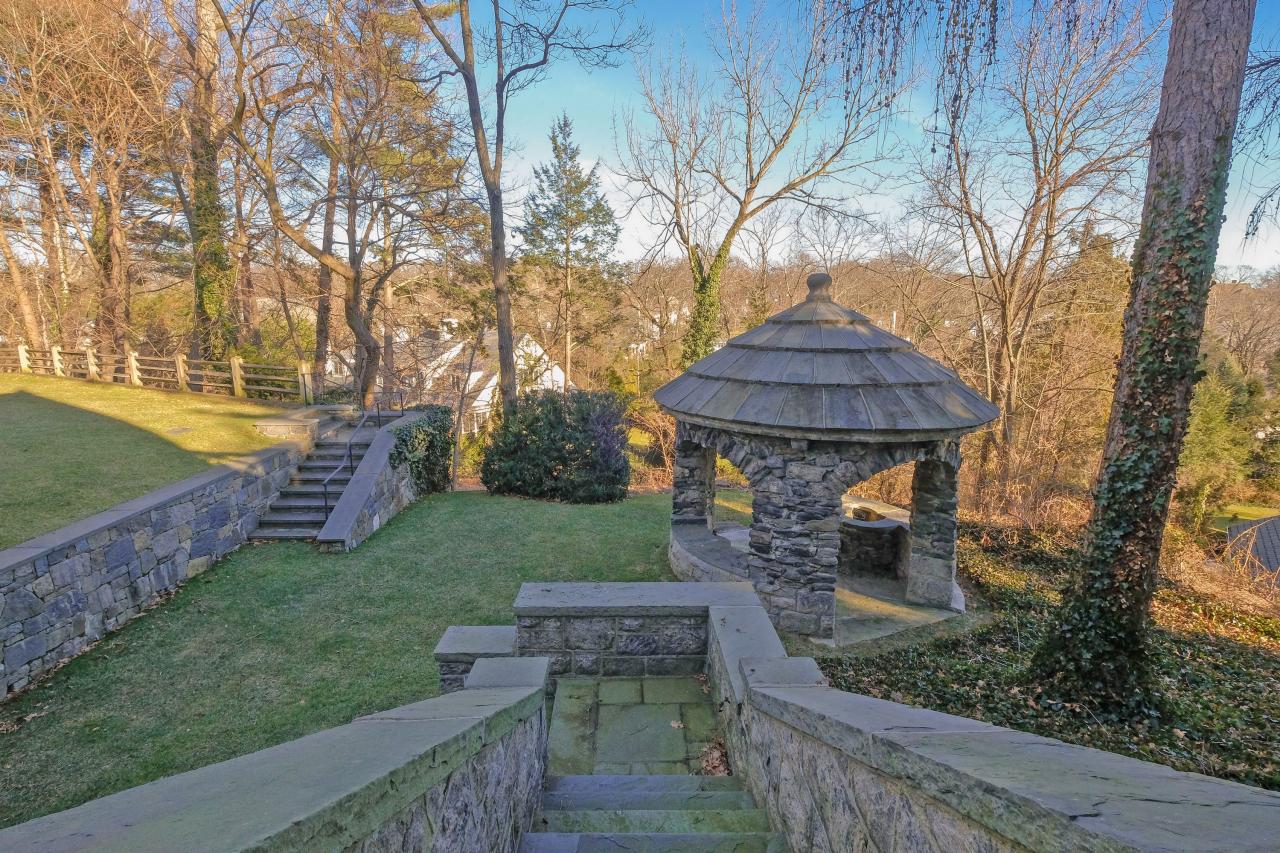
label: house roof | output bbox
[654,272,999,442]
[1228,516,1280,575]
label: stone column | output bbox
[906,444,966,612]
[745,446,843,637]
[672,420,717,528]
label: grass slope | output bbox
[0,491,675,827]
[0,375,283,549]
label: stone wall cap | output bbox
[513,582,759,615]
[463,656,551,690]
[748,685,1280,851]
[433,625,517,661]
[739,656,827,690]
[0,714,481,852]
[707,604,787,702]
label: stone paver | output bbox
[546,676,720,776]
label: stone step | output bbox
[537,809,771,834]
[518,832,786,852]
[293,470,352,483]
[271,496,341,509]
[541,790,755,812]
[259,510,328,525]
[250,526,317,541]
[544,776,743,795]
[278,483,347,496]
[299,458,360,471]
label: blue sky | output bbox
[497,1,1280,272]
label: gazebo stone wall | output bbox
[672,420,963,635]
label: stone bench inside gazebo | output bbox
[657,272,999,642]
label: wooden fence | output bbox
[0,344,314,403]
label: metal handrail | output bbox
[320,409,372,520]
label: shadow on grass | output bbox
[0,385,278,549]
[0,490,676,827]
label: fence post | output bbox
[174,353,189,392]
[50,345,64,377]
[126,350,142,386]
[230,355,245,397]
[297,361,314,404]
[84,347,101,381]
[17,344,30,373]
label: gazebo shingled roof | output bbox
[655,273,998,441]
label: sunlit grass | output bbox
[1210,503,1280,534]
[0,374,283,548]
[0,491,676,826]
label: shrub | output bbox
[389,405,454,494]
[481,390,630,503]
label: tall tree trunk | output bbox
[190,0,235,360]
[486,180,518,414]
[0,227,44,348]
[563,245,572,393]
[37,173,64,345]
[1033,0,1257,709]
[312,153,338,391]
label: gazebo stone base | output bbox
[672,421,964,637]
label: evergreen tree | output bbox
[517,115,620,390]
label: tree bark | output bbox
[0,227,44,348]
[312,152,339,391]
[1034,0,1257,708]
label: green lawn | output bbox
[0,491,677,827]
[0,375,283,549]
[1209,503,1280,534]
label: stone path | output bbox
[521,675,786,851]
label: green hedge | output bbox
[389,405,455,494]
[481,390,630,503]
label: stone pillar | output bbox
[906,445,966,612]
[745,447,843,637]
[672,420,717,528]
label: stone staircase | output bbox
[519,675,786,852]
[251,413,400,542]
[522,775,783,851]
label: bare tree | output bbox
[231,0,465,405]
[620,2,894,366]
[410,0,640,415]
[919,0,1160,503]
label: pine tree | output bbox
[517,115,620,390]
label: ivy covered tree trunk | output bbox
[681,247,731,367]
[1033,0,1257,709]
[190,0,235,361]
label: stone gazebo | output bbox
[656,273,998,637]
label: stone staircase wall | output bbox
[315,413,425,552]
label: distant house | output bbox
[1226,516,1280,579]
[393,328,566,432]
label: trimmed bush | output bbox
[389,405,455,494]
[481,390,630,503]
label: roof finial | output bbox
[806,272,833,302]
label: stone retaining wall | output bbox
[699,586,1280,853]
[0,658,552,852]
[1,441,307,694]
[512,582,759,679]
